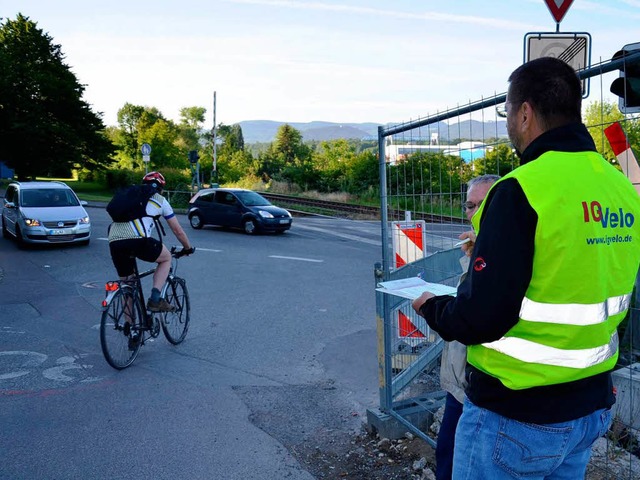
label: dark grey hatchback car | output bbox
[187,188,292,234]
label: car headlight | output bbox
[258,210,274,219]
[79,216,90,224]
[24,218,41,227]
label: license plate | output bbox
[49,229,69,235]
[279,219,290,224]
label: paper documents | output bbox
[376,277,457,300]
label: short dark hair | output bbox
[508,57,582,130]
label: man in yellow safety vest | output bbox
[412,57,640,479]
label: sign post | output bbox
[141,143,152,175]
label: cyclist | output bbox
[108,171,194,313]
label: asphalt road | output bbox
[0,207,465,479]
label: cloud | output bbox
[225,0,541,31]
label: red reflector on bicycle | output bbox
[101,300,107,307]
[105,281,119,292]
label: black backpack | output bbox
[106,184,157,222]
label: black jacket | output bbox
[420,123,615,423]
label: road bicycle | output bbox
[100,246,194,369]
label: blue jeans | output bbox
[436,393,464,480]
[452,398,612,479]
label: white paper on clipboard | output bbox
[376,277,457,300]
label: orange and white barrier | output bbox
[391,220,427,269]
[398,310,426,338]
[604,122,640,195]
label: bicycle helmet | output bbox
[142,171,166,190]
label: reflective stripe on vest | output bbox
[519,293,631,326]
[482,331,618,369]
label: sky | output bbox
[4,0,640,129]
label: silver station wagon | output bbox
[2,181,91,246]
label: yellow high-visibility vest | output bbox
[469,150,640,390]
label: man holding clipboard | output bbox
[413,57,640,479]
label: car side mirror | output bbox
[80,200,88,206]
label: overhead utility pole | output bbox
[212,91,218,187]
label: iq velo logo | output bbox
[582,201,635,228]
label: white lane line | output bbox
[269,255,324,263]
[97,238,221,252]
[293,224,381,246]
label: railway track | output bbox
[260,192,465,224]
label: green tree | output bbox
[217,150,256,183]
[268,124,314,186]
[216,123,245,156]
[269,124,311,167]
[313,139,355,191]
[344,150,379,196]
[177,106,206,152]
[470,143,518,179]
[0,14,114,179]
[109,103,185,170]
[201,123,248,183]
[140,117,183,169]
[110,103,145,167]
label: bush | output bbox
[160,168,192,190]
[226,174,271,192]
[105,169,143,191]
[103,168,191,191]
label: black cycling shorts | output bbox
[109,237,163,277]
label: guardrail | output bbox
[162,188,466,223]
[261,192,466,223]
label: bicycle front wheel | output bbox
[100,289,144,369]
[161,277,190,345]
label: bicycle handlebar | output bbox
[171,246,196,258]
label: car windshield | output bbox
[21,188,80,208]
[235,191,271,207]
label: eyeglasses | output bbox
[462,201,479,211]
[496,103,508,118]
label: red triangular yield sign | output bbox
[544,0,574,23]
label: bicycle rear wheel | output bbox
[161,277,190,345]
[100,288,144,369]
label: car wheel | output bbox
[15,225,26,247]
[189,213,203,230]
[243,219,258,235]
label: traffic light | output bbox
[610,42,640,114]
[188,150,199,163]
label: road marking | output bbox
[0,351,48,380]
[1,327,25,335]
[269,255,324,263]
[294,224,381,246]
[42,356,93,382]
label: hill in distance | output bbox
[238,120,378,143]
[238,120,508,144]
